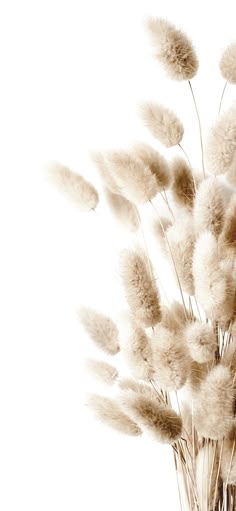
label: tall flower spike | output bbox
[48,163,99,211]
[132,143,171,191]
[107,150,159,204]
[139,102,184,148]
[166,213,195,295]
[151,326,190,391]
[192,231,235,321]
[171,157,196,210]
[104,188,140,233]
[193,177,226,237]
[194,364,235,439]
[196,444,220,511]
[205,103,236,174]
[86,359,118,386]
[120,248,162,328]
[220,42,236,84]
[79,307,120,355]
[122,393,182,443]
[88,395,142,436]
[145,18,198,81]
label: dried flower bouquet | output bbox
[48,17,236,511]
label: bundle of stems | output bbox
[48,18,236,511]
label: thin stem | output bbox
[218,81,228,116]
[178,143,192,170]
[188,80,206,178]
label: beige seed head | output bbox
[88,394,142,436]
[90,151,119,193]
[196,444,220,511]
[186,360,209,396]
[48,162,99,211]
[122,323,154,380]
[120,249,162,328]
[219,193,236,257]
[106,150,159,204]
[193,177,225,237]
[205,104,236,174]
[220,42,236,84]
[151,326,190,391]
[166,213,195,295]
[86,359,118,385]
[161,301,192,333]
[139,102,184,147]
[118,378,160,402]
[194,364,235,440]
[132,143,171,191]
[185,322,216,363]
[104,188,140,232]
[79,307,120,355]
[145,17,198,81]
[171,157,195,210]
[222,338,236,374]
[123,393,182,443]
[192,231,235,321]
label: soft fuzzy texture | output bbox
[152,216,172,254]
[166,213,195,295]
[123,393,182,443]
[222,338,236,374]
[196,444,220,511]
[48,163,99,211]
[192,231,235,321]
[119,378,160,402]
[151,326,190,391]
[123,323,154,380]
[145,17,198,80]
[220,42,236,84]
[205,104,236,174]
[86,359,118,385]
[171,157,195,210]
[194,365,235,439]
[193,177,225,237]
[221,436,236,484]
[88,395,142,436]
[107,150,159,204]
[79,307,120,355]
[186,360,209,395]
[219,193,236,257]
[185,322,216,363]
[132,143,171,190]
[139,102,184,147]
[104,188,140,232]
[91,151,119,193]
[161,301,192,333]
[120,249,162,328]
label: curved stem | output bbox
[188,80,206,178]
[218,81,228,116]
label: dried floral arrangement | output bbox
[48,17,236,511]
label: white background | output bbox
[1,0,236,509]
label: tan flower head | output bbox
[139,102,184,147]
[193,177,226,237]
[205,103,236,174]
[104,188,140,232]
[88,395,142,436]
[86,359,118,385]
[145,17,198,80]
[132,143,171,191]
[171,157,195,209]
[185,321,216,363]
[79,307,120,355]
[166,213,195,295]
[48,162,99,211]
[220,41,236,84]
[122,322,153,380]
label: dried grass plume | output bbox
[139,102,184,147]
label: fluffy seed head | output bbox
[86,359,118,385]
[118,378,160,402]
[222,338,236,374]
[151,326,190,391]
[145,17,198,80]
[123,323,154,380]
[206,104,236,174]
[139,102,184,147]
[171,157,195,209]
[120,249,162,328]
[104,188,140,232]
[193,177,225,237]
[107,150,159,204]
[196,444,220,510]
[123,393,182,443]
[79,307,120,355]
[220,42,236,84]
[219,193,236,257]
[132,143,171,190]
[166,213,195,295]
[186,360,209,395]
[161,301,192,333]
[185,322,216,363]
[194,364,235,439]
[91,151,119,193]
[88,395,142,436]
[193,231,235,321]
[48,163,99,211]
